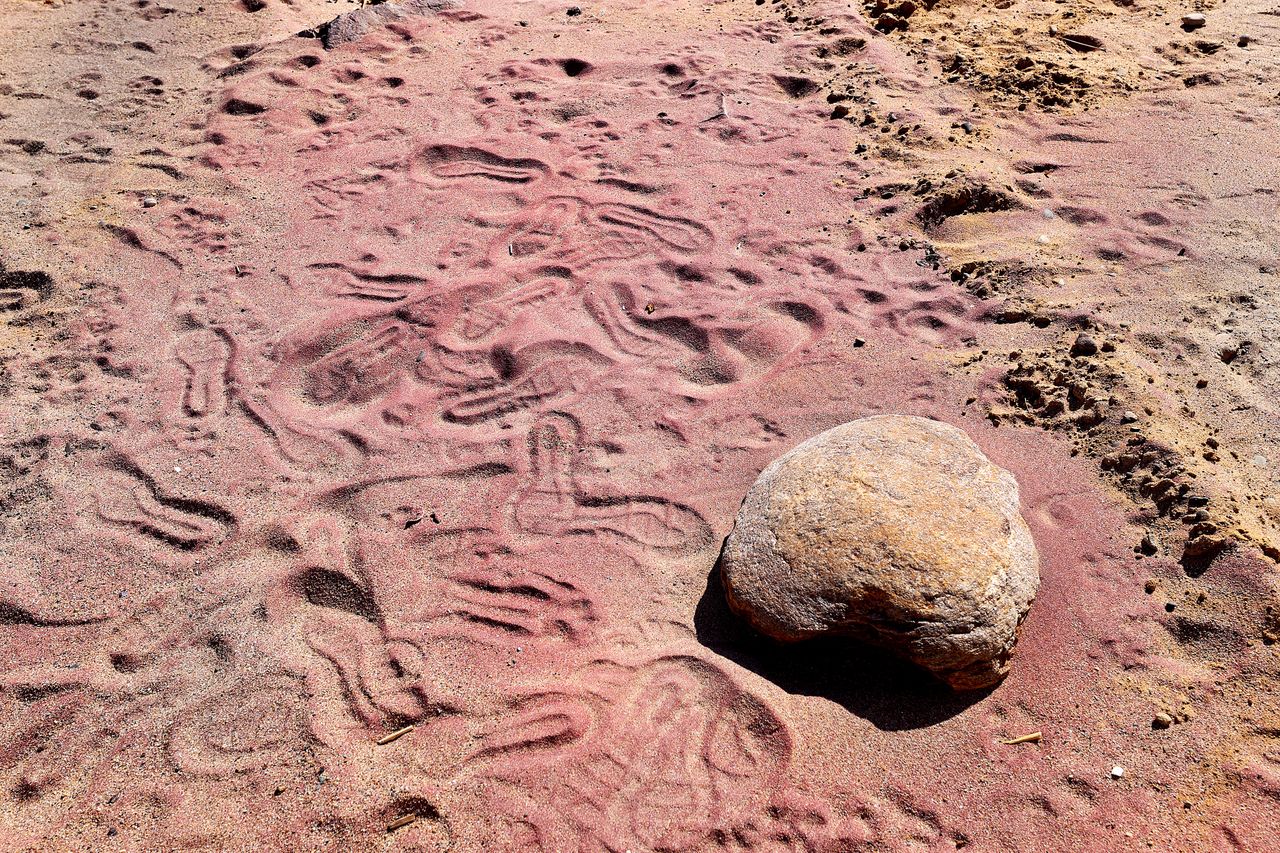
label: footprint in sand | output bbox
[508,412,712,554]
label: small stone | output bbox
[1183,534,1227,561]
[1238,34,1252,47]
[1070,334,1099,357]
[566,5,582,15]
[1121,410,1139,424]
[1153,712,1174,729]
[1111,765,1125,779]
[721,415,1039,691]
[876,12,905,31]
[142,196,158,208]
[1144,578,1158,593]
[1181,13,1206,31]
[1075,406,1105,429]
[853,337,866,347]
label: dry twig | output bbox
[1000,731,1043,745]
[376,724,415,745]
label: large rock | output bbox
[303,0,458,48]
[720,415,1039,690]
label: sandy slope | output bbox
[0,0,1278,849]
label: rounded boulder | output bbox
[720,415,1039,690]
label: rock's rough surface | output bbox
[721,415,1039,690]
[313,0,457,47]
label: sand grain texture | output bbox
[0,0,1279,849]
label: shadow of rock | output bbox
[693,559,992,731]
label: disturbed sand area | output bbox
[1,0,1279,849]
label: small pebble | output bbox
[853,337,866,347]
[142,196,158,208]
[1042,208,1056,219]
[1238,34,1252,47]
[1121,410,1138,424]
[1181,13,1206,31]
[1036,234,1050,244]
[1070,334,1099,357]
[1111,765,1125,779]
[1153,712,1174,729]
